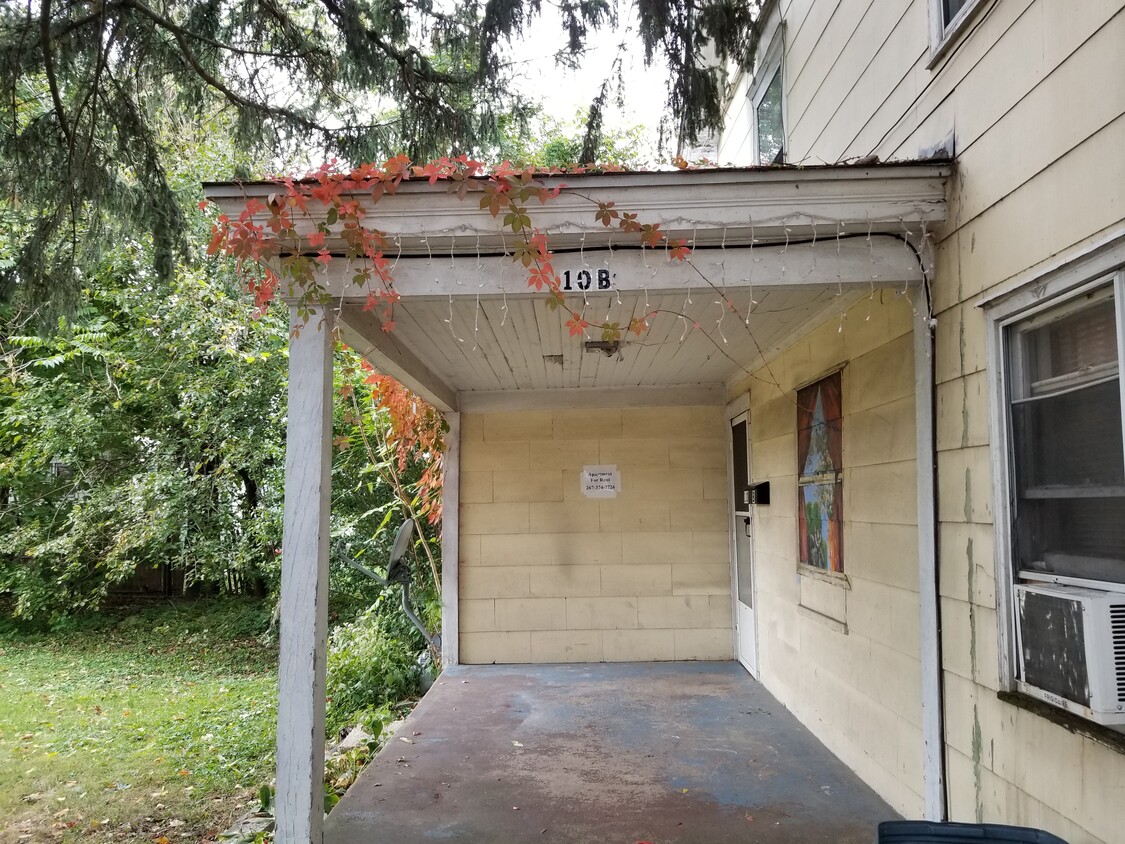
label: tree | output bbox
[0,0,760,314]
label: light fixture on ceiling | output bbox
[584,340,623,357]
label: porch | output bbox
[206,162,950,840]
[324,661,896,843]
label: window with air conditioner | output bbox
[991,269,1125,726]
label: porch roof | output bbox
[207,162,949,410]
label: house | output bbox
[715,0,1124,839]
[207,1,1124,841]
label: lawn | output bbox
[0,600,278,843]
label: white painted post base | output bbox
[441,412,460,668]
[276,306,335,843]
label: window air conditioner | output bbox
[1015,582,1125,725]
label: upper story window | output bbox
[755,66,785,165]
[746,12,785,167]
[987,255,1125,728]
[929,0,989,65]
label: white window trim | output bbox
[748,25,785,166]
[927,0,990,68]
[983,236,1125,692]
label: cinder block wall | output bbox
[729,293,924,816]
[457,405,733,664]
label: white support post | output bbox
[913,287,947,821]
[441,411,461,667]
[276,305,335,843]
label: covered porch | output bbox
[324,661,896,843]
[207,161,949,841]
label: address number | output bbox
[561,268,614,291]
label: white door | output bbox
[730,411,758,676]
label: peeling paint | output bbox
[964,468,973,523]
[971,704,984,823]
[967,536,977,678]
[961,379,970,449]
[958,310,966,375]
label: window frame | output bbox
[985,251,1125,695]
[748,29,785,166]
[796,369,844,575]
[927,0,990,68]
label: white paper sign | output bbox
[581,465,620,499]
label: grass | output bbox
[0,599,278,843]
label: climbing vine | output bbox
[205,154,695,342]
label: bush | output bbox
[325,605,421,733]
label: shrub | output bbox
[325,606,420,732]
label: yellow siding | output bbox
[729,293,925,816]
[458,405,733,664]
[721,1,1125,840]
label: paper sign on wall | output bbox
[581,465,620,499]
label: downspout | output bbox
[913,274,948,820]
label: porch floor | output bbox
[324,662,897,843]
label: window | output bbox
[748,26,784,166]
[928,0,988,65]
[1007,286,1125,585]
[988,256,1125,726]
[755,67,784,165]
[797,371,843,572]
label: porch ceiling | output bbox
[206,162,949,410]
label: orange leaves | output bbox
[527,264,557,292]
[565,313,590,336]
[204,152,691,343]
[628,315,652,336]
[595,201,619,227]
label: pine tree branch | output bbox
[117,0,325,133]
[317,0,478,87]
[38,0,72,149]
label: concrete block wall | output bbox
[729,293,925,816]
[457,405,734,664]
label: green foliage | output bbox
[496,110,650,168]
[0,251,291,620]
[0,2,757,312]
[325,603,423,734]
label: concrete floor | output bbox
[324,662,897,843]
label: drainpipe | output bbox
[913,282,948,821]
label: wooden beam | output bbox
[339,306,459,412]
[316,237,922,302]
[205,163,949,257]
[458,384,725,412]
[441,412,460,667]
[276,306,334,844]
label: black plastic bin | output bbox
[877,821,1069,843]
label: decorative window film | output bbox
[797,372,843,572]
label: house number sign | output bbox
[560,268,615,291]
[581,465,620,499]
